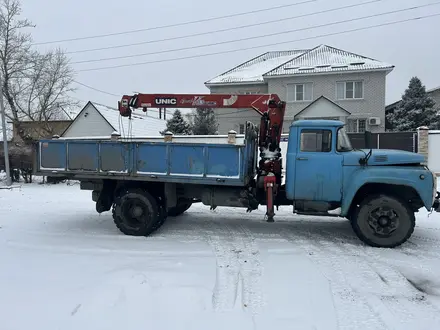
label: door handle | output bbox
[296,157,308,161]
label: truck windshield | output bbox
[337,127,353,152]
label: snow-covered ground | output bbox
[1,181,440,330]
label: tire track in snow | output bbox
[230,222,265,314]
[279,226,389,330]
[201,218,264,314]
[316,231,428,329]
[318,228,440,325]
[410,234,440,251]
[202,219,240,311]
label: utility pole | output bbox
[0,75,12,186]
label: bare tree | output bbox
[0,0,78,143]
[0,0,78,183]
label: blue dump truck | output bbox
[34,93,440,248]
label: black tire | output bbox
[112,188,160,236]
[167,201,192,217]
[151,204,167,233]
[351,193,415,248]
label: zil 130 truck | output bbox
[33,93,440,248]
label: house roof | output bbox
[205,44,394,85]
[62,101,167,137]
[205,50,308,84]
[93,102,167,136]
[427,86,440,93]
[386,85,440,112]
[294,95,351,117]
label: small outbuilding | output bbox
[61,101,167,138]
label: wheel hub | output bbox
[131,206,143,217]
[368,206,399,236]
[378,216,390,227]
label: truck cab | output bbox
[284,120,438,247]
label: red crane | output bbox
[118,93,286,221]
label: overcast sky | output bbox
[21,0,440,118]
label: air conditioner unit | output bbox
[368,117,381,125]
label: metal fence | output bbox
[347,132,418,152]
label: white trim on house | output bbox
[262,67,394,80]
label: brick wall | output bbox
[207,71,388,134]
[418,126,429,165]
[266,71,388,133]
[209,83,269,134]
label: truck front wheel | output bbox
[351,194,415,248]
[112,188,160,236]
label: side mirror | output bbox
[364,130,372,149]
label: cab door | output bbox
[294,127,343,202]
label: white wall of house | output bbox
[267,71,387,133]
[209,83,269,134]
[428,131,440,173]
[208,71,388,134]
[294,97,349,121]
[62,103,113,137]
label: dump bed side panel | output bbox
[36,139,253,186]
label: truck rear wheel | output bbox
[112,188,161,236]
[167,201,192,217]
[151,204,167,233]
[351,194,415,248]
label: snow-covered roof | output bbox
[205,50,308,84]
[386,85,440,111]
[205,44,394,85]
[92,102,167,137]
[265,45,394,77]
[427,86,440,93]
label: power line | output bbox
[66,0,381,55]
[33,0,316,45]
[76,12,440,73]
[71,2,438,65]
[72,80,119,97]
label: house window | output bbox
[239,124,245,134]
[346,118,367,133]
[336,81,363,100]
[287,83,313,102]
[299,129,332,152]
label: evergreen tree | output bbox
[191,108,218,135]
[387,77,439,131]
[160,109,192,135]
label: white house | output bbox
[205,44,394,134]
[62,101,167,138]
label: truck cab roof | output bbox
[290,119,345,127]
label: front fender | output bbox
[341,166,434,216]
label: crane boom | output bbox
[118,92,286,221]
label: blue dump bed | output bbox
[34,137,257,186]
